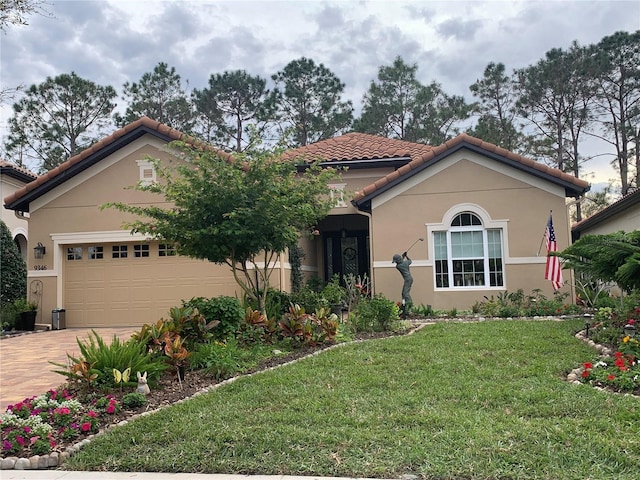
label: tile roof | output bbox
[281,132,434,162]
[352,133,590,203]
[3,117,231,211]
[0,160,38,181]
[572,187,640,234]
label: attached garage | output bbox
[63,241,237,328]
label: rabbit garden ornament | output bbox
[136,371,150,395]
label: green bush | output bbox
[122,392,147,409]
[52,331,167,387]
[355,294,400,332]
[183,296,244,340]
[290,284,326,313]
[0,220,26,316]
[189,338,249,380]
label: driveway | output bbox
[0,328,136,410]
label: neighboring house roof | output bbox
[572,188,640,236]
[351,133,590,211]
[282,132,433,168]
[0,160,38,184]
[3,117,231,212]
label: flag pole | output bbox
[537,210,552,256]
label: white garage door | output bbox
[64,242,238,327]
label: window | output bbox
[88,246,103,260]
[112,245,128,259]
[158,244,176,257]
[67,247,82,261]
[134,244,150,258]
[433,212,504,288]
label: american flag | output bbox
[545,213,563,290]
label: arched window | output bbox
[433,212,504,288]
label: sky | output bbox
[1,0,639,190]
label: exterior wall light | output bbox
[33,242,46,259]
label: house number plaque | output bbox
[34,265,48,270]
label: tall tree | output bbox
[4,72,116,172]
[0,0,50,30]
[104,142,338,313]
[270,57,353,147]
[516,43,598,176]
[192,70,273,152]
[0,220,27,310]
[355,56,471,144]
[116,62,194,133]
[590,30,640,195]
[468,62,522,151]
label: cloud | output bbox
[436,17,483,41]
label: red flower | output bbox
[628,319,636,325]
[607,374,616,380]
[106,405,115,414]
[615,351,623,358]
[615,358,625,368]
[581,370,590,378]
[618,366,628,372]
[81,422,91,432]
[583,362,593,369]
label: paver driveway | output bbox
[0,328,135,410]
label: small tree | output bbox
[105,141,338,314]
[0,220,27,311]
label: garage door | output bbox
[64,242,238,327]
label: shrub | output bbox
[184,296,244,340]
[290,284,326,313]
[355,294,400,332]
[52,331,167,387]
[0,220,26,319]
[320,275,346,307]
[190,338,248,380]
[122,392,147,409]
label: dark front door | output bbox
[324,231,369,281]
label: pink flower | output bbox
[86,410,97,418]
[106,405,115,414]
[16,436,25,447]
[628,319,636,325]
[81,422,92,432]
[3,440,12,451]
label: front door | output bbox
[324,231,369,281]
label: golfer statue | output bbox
[392,251,413,307]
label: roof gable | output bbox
[3,117,230,212]
[572,188,640,235]
[352,133,590,210]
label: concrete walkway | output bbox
[0,328,136,410]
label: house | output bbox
[572,188,640,240]
[4,118,590,328]
[0,160,37,259]
[286,132,589,310]
[3,118,247,328]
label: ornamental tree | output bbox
[105,141,339,314]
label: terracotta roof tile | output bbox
[352,133,590,202]
[4,117,231,208]
[0,160,38,179]
[280,132,433,163]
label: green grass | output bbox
[65,319,640,479]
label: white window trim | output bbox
[427,204,509,291]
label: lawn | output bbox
[64,319,640,479]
